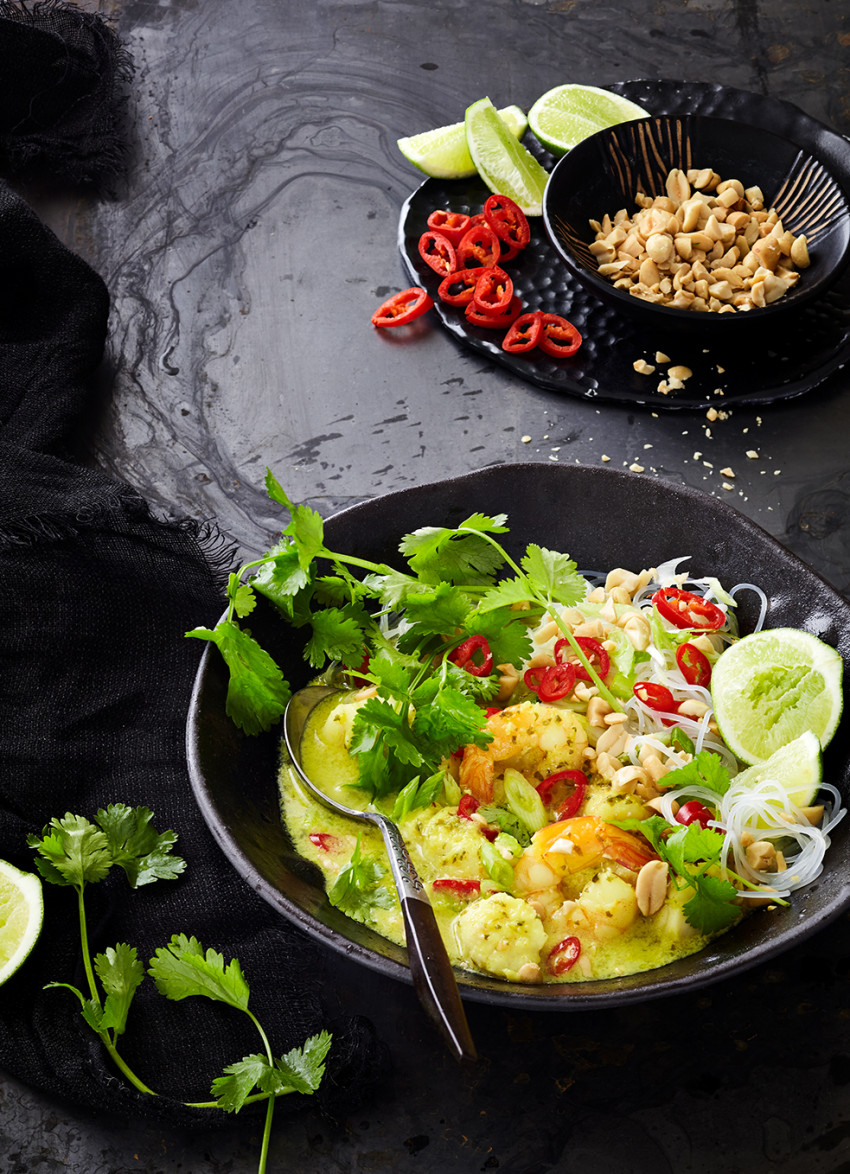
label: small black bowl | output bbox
[542,114,850,334]
[186,464,850,1012]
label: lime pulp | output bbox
[464,97,550,216]
[398,105,527,180]
[528,83,650,156]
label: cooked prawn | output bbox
[458,701,588,803]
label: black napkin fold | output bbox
[0,0,132,186]
[0,6,383,1129]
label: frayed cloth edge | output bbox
[0,487,238,593]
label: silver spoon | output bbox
[283,683,477,1064]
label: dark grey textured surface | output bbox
[5,0,850,1170]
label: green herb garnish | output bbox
[28,806,329,1174]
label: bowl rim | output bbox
[541,112,850,328]
[186,463,850,1010]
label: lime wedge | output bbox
[732,730,822,811]
[711,628,844,766]
[0,859,43,985]
[398,105,528,179]
[528,83,650,156]
[465,97,550,216]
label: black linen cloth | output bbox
[0,8,383,1129]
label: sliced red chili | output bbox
[465,295,523,329]
[437,267,481,307]
[524,665,548,692]
[537,313,583,359]
[502,311,542,353]
[676,641,712,688]
[675,800,716,830]
[371,286,433,327]
[418,229,457,277]
[472,267,513,316]
[432,877,481,899]
[653,587,726,631]
[554,635,610,682]
[449,635,494,677]
[537,663,577,702]
[483,193,531,250]
[457,222,501,268]
[537,769,587,820]
[458,793,480,820]
[547,936,582,976]
[309,832,341,852]
[426,208,472,246]
[633,680,678,714]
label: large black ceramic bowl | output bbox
[542,114,850,335]
[186,464,850,1010]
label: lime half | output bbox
[711,628,844,766]
[0,859,43,986]
[528,83,650,156]
[732,730,822,811]
[465,97,550,216]
[398,105,527,179]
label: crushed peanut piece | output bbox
[591,168,810,314]
[633,359,656,375]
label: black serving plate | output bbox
[398,79,850,410]
[186,464,850,1011]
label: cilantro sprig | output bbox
[28,806,329,1174]
[188,469,615,801]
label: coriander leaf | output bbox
[186,620,291,736]
[440,661,500,702]
[362,567,425,609]
[228,575,257,619]
[95,943,145,1036]
[148,933,250,1011]
[349,698,423,768]
[467,609,532,668]
[402,582,470,635]
[662,822,725,876]
[521,545,586,606]
[683,875,741,934]
[211,1054,272,1113]
[613,814,672,854]
[457,512,510,535]
[95,804,186,888]
[411,687,491,760]
[27,814,112,888]
[274,1029,332,1095]
[283,502,325,572]
[303,606,366,669]
[264,467,295,510]
[400,524,505,585]
[663,751,731,796]
[329,837,394,915]
[477,576,534,612]
[371,652,421,695]
[251,540,312,604]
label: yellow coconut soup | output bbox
[278,691,717,984]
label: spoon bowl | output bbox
[282,683,477,1064]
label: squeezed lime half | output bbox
[711,627,843,766]
[732,730,823,811]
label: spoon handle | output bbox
[377,817,477,1064]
